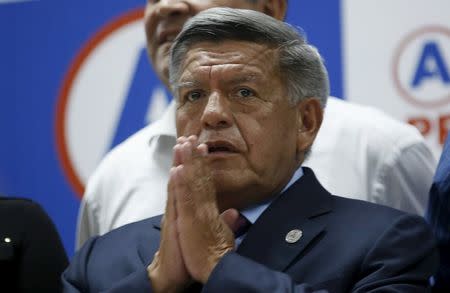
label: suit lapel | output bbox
[149,215,163,231]
[237,168,332,272]
[136,215,163,265]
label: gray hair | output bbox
[169,7,329,107]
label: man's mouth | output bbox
[205,141,239,154]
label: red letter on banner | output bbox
[439,114,450,145]
[408,117,431,136]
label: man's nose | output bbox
[157,0,190,18]
[201,94,233,129]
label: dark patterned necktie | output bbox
[234,213,251,238]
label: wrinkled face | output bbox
[175,41,303,211]
[144,0,262,87]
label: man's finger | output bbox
[173,144,183,167]
[166,167,178,222]
[220,208,240,233]
[196,143,208,156]
[176,136,187,144]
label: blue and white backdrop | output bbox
[1,0,449,255]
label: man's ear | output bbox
[261,0,287,20]
[296,98,323,156]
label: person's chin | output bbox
[212,171,252,194]
[209,154,247,174]
[211,169,236,184]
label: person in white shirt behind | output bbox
[76,0,436,249]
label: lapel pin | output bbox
[4,237,11,243]
[285,229,302,244]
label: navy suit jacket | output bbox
[63,168,437,292]
[427,132,450,291]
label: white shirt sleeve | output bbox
[371,140,437,215]
[76,188,99,250]
[75,104,177,249]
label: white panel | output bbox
[66,20,146,183]
[343,0,450,159]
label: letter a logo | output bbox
[393,26,450,108]
[411,41,450,87]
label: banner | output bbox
[343,0,450,159]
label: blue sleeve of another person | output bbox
[426,132,450,291]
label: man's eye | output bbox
[237,88,254,98]
[185,91,203,102]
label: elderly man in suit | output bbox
[77,0,436,249]
[64,8,437,292]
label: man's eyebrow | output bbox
[173,80,201,91]
[227,74,260,85]
[173,74,262,91]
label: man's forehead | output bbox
[178,69,261,88]
[179,41,277,76]
[186,40,274,59]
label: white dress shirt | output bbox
[76,97,437,249]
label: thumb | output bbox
[220,208,240,234]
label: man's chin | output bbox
[210,169,237,184]
[213,173,257,204]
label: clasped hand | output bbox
[148,135,240,293]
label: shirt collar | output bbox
[240,167,304,224]
[147,100,177,145]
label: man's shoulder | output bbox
[81,125,157,202]
[85,122,175,195]
[0,197,48,227]
[72,216,162,289]
[89,102,177,183]
[331,192,405,217]
[328,192,430,236]
[324,97,425,149]
[327,97,420,136]
[0,196,38,209]
[301,168,405,218]
[99,124,161,169]
[97,215,162,242]
[85,215,162,257]
[79,110,176,235]
[0,197,52,224]
[294,168,418,227]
